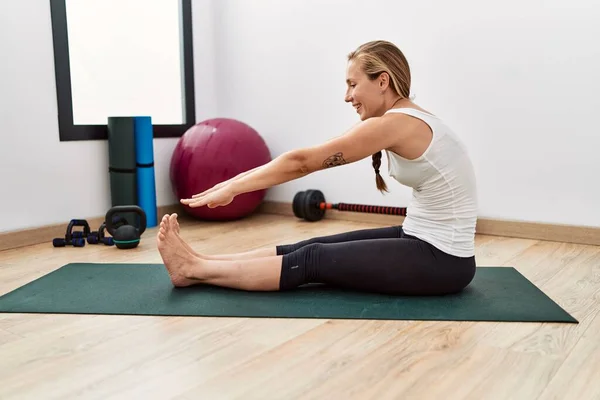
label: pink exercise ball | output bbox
[170,118,272,220]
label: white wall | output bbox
[1,0,598,234]
[211,0,600,228]
[0,0,218,233]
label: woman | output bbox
[158,40,478,295]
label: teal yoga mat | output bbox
[0,263,577,323]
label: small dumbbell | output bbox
[52,237,86,247]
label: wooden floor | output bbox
[1,212,599,399]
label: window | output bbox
[49,0,195,141]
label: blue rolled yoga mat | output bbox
[134,116,158,228]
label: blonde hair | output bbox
[347,40,411,193]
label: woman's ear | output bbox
[379,72,390,90]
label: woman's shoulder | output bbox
[385,104,438,118]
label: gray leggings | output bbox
[276,225,476,295]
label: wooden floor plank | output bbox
[538,310,600,400]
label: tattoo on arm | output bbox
[322,152,348,168]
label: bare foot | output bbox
[157,214,205,287]
[162,214,203,258]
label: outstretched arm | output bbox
[180,116,400,208]
[188,164,265,199]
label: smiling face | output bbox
[345,40,412,121]
[344,60,389,120]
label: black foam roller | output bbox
[108,171,138,225]
[108,117,136,170]
[109,171,137,205]
[107,117,138,224]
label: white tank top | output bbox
[384,108,478,257]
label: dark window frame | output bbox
[49,0,196,141]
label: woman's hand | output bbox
[180,184,236,209]
[190,180,229,199]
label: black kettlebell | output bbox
[105,205,146,249]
